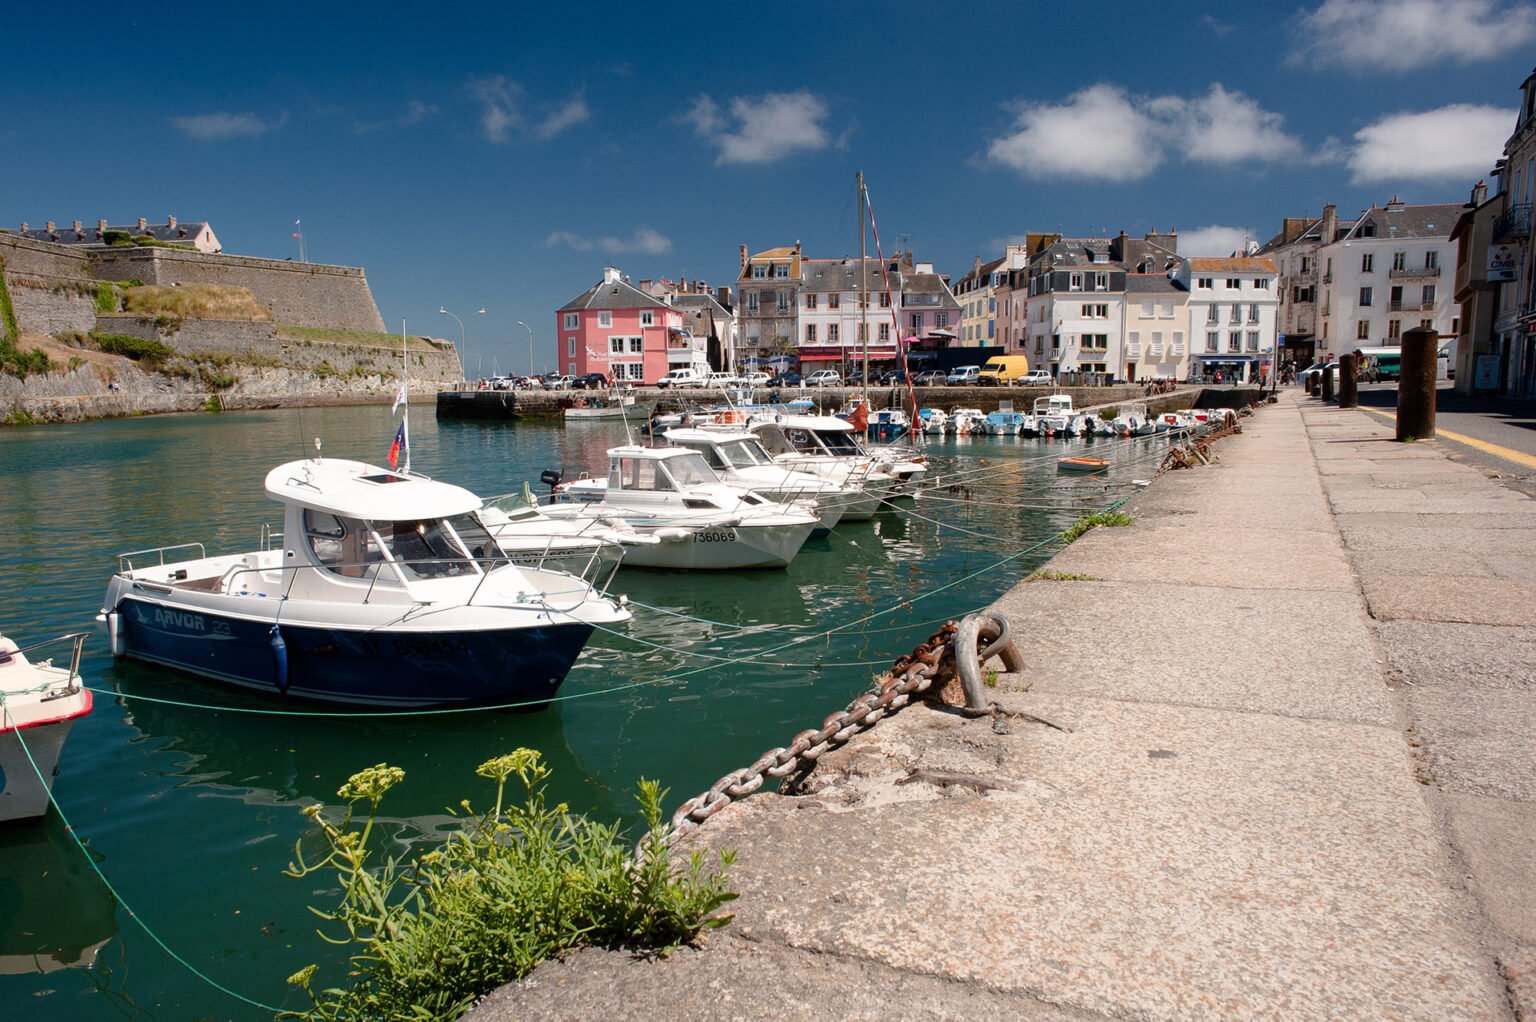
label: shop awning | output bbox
[1197,356,1256,365]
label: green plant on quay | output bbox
[281,750,736,1022]
[1059,510,1134,545]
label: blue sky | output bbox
[5,1,1533,374]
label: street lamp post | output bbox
[439,306,484,384]
[516,320,534,377]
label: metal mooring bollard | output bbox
[1321,361,1335,402]
[1337,353,1358,409]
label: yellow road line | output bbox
[1357,406,1536,470]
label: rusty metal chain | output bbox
[670,619,987,838]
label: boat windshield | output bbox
[447,514,510,569]
[718,439,774,468]
[303,509,384,579]
[662,452,721,488]
[378,519,477,579]
[815,429,862,455]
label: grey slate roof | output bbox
[801,257,901,293]
[1125,274,1186,294]
[1342,202,1464,241]
[559,275,669,312]
[6,220,210,246]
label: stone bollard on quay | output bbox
[1337,353,1358,409]
[1397,326,1438,441]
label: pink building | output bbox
[556,267,691,383]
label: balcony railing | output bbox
[1389,265,1441,279]
[1493,203,1531,243]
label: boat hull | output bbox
[602,521,813,570]
[0,713,82,822]
[110,596,594,708]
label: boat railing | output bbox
[0,631,90,692]
[259,523,283,551]
[117,542,208,576]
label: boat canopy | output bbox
[264,458,482,522]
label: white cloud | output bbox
[1177,225,1258,257]
[1293,0,1536,69]
[986,83,1301,182]
[171,111,287,141]
[545,227,672,255]
[1348,104,1514,183]
[469,76,587,143]
[687,90,830,165]
[988,84,1160,182]
[353,100,437,133]
[1150,85,1305,164]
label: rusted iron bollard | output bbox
[1337,353,1358,409]
[1321,359,1335,402]
[1397,327,1438,441]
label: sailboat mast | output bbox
[859,170,868,403]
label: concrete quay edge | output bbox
[466,391,1531,1022]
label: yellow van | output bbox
[978,355,1033,386]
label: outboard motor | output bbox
[540,469,562,496]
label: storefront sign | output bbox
[1488,244,1518,283]
[1474,354,1500,390]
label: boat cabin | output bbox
[750,416,864,459]
[1032,394,1074,416]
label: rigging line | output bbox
[5,723,285,1014]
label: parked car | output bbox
[878,370,909,386]
[549,375,576,389]
[706,370,742,388]
[978,356,1033,386]
[489,376,513,390]
[766,371,804,387]
[741,371,771,387]
[1020,369,1053,385]
[805,369,842,387]
[913,369,948,386]
[945,365,981,386]
[572,373,609,390]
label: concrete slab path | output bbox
[468,392,1532,1022]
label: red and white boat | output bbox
[0,630,91,823]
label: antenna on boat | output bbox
[314,438,322,463]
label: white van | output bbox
[656,367,707,388]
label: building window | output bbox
[1230,304,1242,322]
[1226,278,1241,289]
[609,337,624,354]
[1254,278,1269,289]
[1197,277,1213,289]
[1093,272,1108,290]
[805,324,816,342]
[1206,331,1220,353]
[987,321,995,339]
[879,292,890,308]
[1422,284,1436,307]
[1229,331,1242,353]
[879,323,890,341]
[1357,320,1371,340]
[777,292,789,313]
[1361,253,1374,273]
[1051,334,1061,351]
[911,313,922,330]
[640,311,654,326]
[1248,304,1259,322]
[1420,319,1432,330]
[829,293,841,309]
[562,312,579,330]
[1359,286,1373,307]
[1388,319,1402,340]
[828,324,839,342]
[629,336,643,353]
[1207,306,1220,324]
[1069,272,1083,291]
[857,323,867,342]
[1246,331,1259,351]
[936,313,949,328]
[1392,251,1406,271]
[1129,330,1141,347]
[1301,256,1312,273]
[746,292,759,312]
[1425,250,1438,269]
[598,311,613,328]
[1151,331,1163,348]
[1160,301,1174,317]
[567,338,575,357]
[752,264,766,278]
[805,293,818,309]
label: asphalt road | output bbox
[1348,382,1536,496]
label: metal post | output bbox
[1397,326,1438,441]
[1337,353,1358,408]
[1321,359,1335,402]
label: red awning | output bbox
[797,346,901,361]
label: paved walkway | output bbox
[468,392,1532,1021]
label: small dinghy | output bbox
[1057,456,1111,474]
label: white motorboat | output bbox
[99,455,631,708]
[916,408,949,434]
[949,408,986,435]
[549,446,820,569]
[1033,394,1075,436]
[661,427,851,534]
[1111,402,1158,437]
[476,487,647,579]
[749,413,926,502]
[0,630,91,822]
[563,394,643,422]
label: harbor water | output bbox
[0,404,1160,1018]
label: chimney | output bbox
[72,219,82,233]
[602,266,621,283]
[1321,203,1337,243]
[46,220,56,233]
[19,222,27,233]
[167,215,177,228]
[1470,179,1487,206]
[136,217,147,230]
[739,244,749,272]
[97,218,107,232]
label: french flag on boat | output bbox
[387,418,408,470]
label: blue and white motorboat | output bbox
[982,410,1029,436]
[100,456,631,709]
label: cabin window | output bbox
[304,510,383,578]
[613,457,667,491]
[381,519,474,579]
[665,453,718,488]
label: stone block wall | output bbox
[90,247,386,331]
[0,234,101,337]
